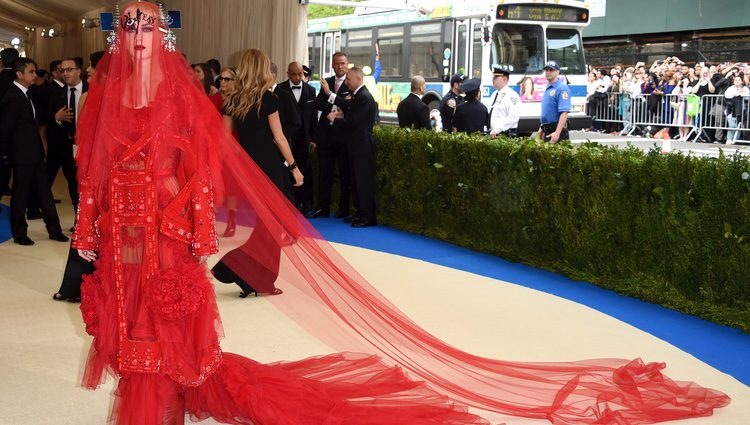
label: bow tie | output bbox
[291,85,301,90]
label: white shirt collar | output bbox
[290,80,302,89]
[335,74,346,82]
[271,83,277,91]
[13,81,29,95]
[353,84,364,95]
[411,92,423,100]
[67,80,83,92]
[54,79,65,87]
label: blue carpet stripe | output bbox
[311,217,750,386]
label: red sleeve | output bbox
[72,181,101,250]
[190,170,218,256]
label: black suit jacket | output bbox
[0,69,16,101]
[276,80,317,147]
[272,85,302,145]
[314,75,351,147]
[0,84,45,165]
[397,93,431,130]
[332,86,377,156]
[47,81,88,146]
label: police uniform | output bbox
[452,78,489,134]
[488,67,520,137]
[438,72,467,132]
[540,60,571,141]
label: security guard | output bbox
[452,78,488,134]
[539,60,571,143]
[488,65,520,138]
[438,72,467,132]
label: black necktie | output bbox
[25,91,35,121]
[291,85,301,90]
[69,87,76,138]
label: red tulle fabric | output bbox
[73,3,730,424]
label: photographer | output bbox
[724,74,750,144]
[692,64,717,141]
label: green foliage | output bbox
[374,127,750,333]
[307,3,359,20]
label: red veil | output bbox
[75,3,729,424]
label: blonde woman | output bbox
[212,48,303,297]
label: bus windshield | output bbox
[546,28,585,73]
[491,24,544,74]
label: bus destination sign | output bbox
[496,5,588,23]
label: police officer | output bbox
[539,60,571,143]
[452,78,488,134]
[488,65,520,138]
[438,72,467,131]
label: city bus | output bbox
[307,0,591,133]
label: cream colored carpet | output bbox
[0,192,748,425]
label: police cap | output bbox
[460,77,481,93]
[450,72,468,84]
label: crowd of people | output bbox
[587,57,750,143]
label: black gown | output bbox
[212,91,293,296]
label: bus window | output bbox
[456,24,467,75]
[346,29,373,71]
[410,22,442,79]
[546,28,585,74]
[491,24,544,74]
[378,27,404,77]
[308,34,320,79]
[471,23,483,77]
[323,33,334,76]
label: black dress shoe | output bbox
[343,215,360,223]
[13,236,35,245]
[334,210,350,219]
[351,220,377,228]
[306,208,330,219]
[49,233,70,242]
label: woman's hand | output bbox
[291,168,304,187]
[78,249,98,262]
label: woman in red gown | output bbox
[72,3,730,424]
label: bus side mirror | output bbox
[483,26,491,44]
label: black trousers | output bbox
[292,140,314,211]
[57,245,96,299]
[10,163,62,238]
[348,148,376,223]
[316,143,351,214]
[46,140,79,208]
[0,158,10,194]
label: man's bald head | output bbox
[410,75,426,95]
[287,61,304,85]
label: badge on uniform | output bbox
[447,98,456,108]
[549,89,556,97]
[562,92,569,100]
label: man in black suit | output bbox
[308,52,352,219]
[0,58,68,245]
[276,61,318,214]
[397,75,431,130]
[47,57,87,214]
[324,67,378,227]
[0,48,20,197]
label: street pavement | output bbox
[568,130,750,158]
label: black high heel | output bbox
[239,290,258,298]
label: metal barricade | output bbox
[589,92,625,132]
[627,93,697,140]
[711,95,750,144]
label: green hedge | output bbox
[374,126,750,333]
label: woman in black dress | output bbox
[211,48,303,297]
